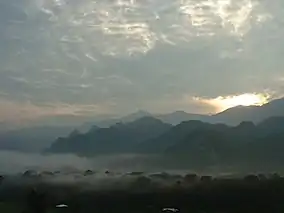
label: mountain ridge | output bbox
[46,114,284,169]
[47,116,172,155]
[2,97,284,155]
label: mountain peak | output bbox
[126,116,169,128]
[131,110,151,116]
[156,111,210,125]
[121,110,152,123]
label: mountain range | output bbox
[79,97,284,129]
[1,97,284,155]
[160,117,284,168]
[47,116,284,169]
[47,117,172,155]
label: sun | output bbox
[194,93,270,112]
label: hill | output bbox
[45,115,284,169]
[160,117,284,168]
[156,111,211,125]
[136,120,228,153]
[47,117,172,155]
[8,97,284,161]
[79,98,284,131]
[211,98,284,125]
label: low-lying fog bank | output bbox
[1,150,284,176]
[2,150,284,208]
[0,151,168,174]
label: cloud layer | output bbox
[0,0,284,122]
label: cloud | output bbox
[0,98,111,123]
[0,0,283,123]
[0,0,269,61]
[20,0,267,56]
[275,76,284,82]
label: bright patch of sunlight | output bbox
[194,93,270,112]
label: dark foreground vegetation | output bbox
[1,172,284,213]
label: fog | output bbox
[0,151,259,176]
[0,151,191,192]
[0,151,163,174]
[0,151,272,193]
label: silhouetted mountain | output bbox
[136,120,228,153]
[79,98,284,130]
[164,128,232,167]
[77,123,99,134]
[161,116,284,168]
[244,117,284,165]
[6,97,282,137]
[0,126,74,152]
[211,105,259,125]
[45,114,284,169]
[212,98,284,125]
[79,111,212,135]
[258,116,284,134]
[156,111,210,125]
[122,110,152,122]
[161,121,259,166]
[80,110,153,129]
[47,117,171,155]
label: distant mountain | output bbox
[47,117,172,155]
[122,110,152,122]
[79,110,153,130]
[79,110,214,132]
[162,121,257,155]
[0,126,74,152]
[161,116,284,168]
[79,98,284,130]
[212,98,284,125]
[245,116,284,164]
[77,123,100,134]
[5,97,283,135]
[136,120,227,153]
[258,116,284,130]
[243,133,284,165]
[7,97,284,156]
[164,128,232,167]
[46,114,284,168]
[155,111,210,125]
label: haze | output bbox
[0,0,283,126]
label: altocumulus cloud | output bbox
[0,0,284,123]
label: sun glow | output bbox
[194,93,270,112]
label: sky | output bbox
[0,0,284,124]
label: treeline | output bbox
[1,173,284,213]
